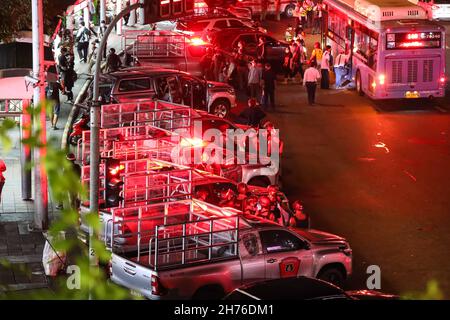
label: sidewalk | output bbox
[0,222,48,294]
[0,24,150,293]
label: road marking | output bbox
[433,105,448,113]
[403,170,417,182]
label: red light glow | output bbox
[399,41,424,48]
[189,37,207,46]
[110,164,125,175]
[407,33,419,40]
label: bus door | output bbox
[346,26,354,72]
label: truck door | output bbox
[259,229,314,279]
[239,230,266,284]
[178,74,207,110]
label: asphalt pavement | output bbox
[258,19,450,298]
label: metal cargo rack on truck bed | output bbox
[100,100,194,130]
[108,199,250,269]
[77,124,179,165]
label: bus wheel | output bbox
[356,71,364,96]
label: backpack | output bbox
[79,28,90,43]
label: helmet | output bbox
[237,182,248,194]
[195,189,209,200]
[267,185,278,195]
[246,196,258,206]
[258,196,271,208]
[292,200,303,211]
[220,188,235,200]
[66,153,76,161]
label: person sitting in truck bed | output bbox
[156,78,170,101]
[289,200,309,228]
[218,188,237,208]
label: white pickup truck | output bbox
[109,201,352,300]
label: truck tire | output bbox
[284,4,296,18]
[211,99,230,118]
[317,266,346,288]
[192,285,225,300]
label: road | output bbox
[239,17,449,298]
[268,82,450,297]
[62,18,450,298]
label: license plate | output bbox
[405,91,420,98]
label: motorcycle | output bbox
[69,111,90,146]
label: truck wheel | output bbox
[193,285,225,300]
[211,99,230,118]
[356,71,364,96]
[318,267,345,288]
[248,177,271,187]
[284,4,296,18]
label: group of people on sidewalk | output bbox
[49,18,125,130]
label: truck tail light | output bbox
[378,74,385,85]
[151,274,166,296]
[188,37,207,46]
[439,75,446,85]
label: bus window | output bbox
[354,25,378,70]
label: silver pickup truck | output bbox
[109,203,352,300]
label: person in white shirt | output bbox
[334,48,348,89]
[320,45,332,89]
[76,22,91,63]
[303,61,321,105]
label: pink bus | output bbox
[323,0,446,100]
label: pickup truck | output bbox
[109,207,352,300]
[79,159,291,251]
[99,101,282,187]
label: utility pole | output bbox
[20,100,32,200]
[32,0,48,231]
[116,0,123,36]
[100,0,106,23]
[138,0,145,25]
[89,1,142,298]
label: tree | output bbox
[0,102,136,299]
[0,0,74,43]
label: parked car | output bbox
[123,30,212,77]
[174,16,266,39]
[174,110,282,187]
[234,0,297,18]
[86,67,236,118]
[224,276,398,300]
[210,28,289,71]
[110,213,353,299]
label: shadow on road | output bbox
[371,98,449,114]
